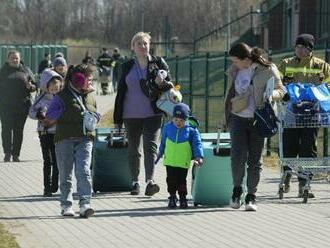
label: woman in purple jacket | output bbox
[113,32,172,196]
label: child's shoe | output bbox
[179,196,188,209]
[168,195,177,209]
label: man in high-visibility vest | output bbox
[278,33,330,198]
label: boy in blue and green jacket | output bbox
[157,103,203,209]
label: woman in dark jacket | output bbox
[114,31,172,196]
[0,50,36,162]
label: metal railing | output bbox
[167,44,330,156]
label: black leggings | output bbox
[166,166,188,197]
[0,110,27,157]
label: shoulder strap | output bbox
[32,93,46,107]
[69,88,86,112]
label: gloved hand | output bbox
[36,110,46,120]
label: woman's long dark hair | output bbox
[229,42,271,67]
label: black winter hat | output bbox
[173,103,190,120]
[295,33,315,51]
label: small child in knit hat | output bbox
[156,103,203,209]
[53,57,68,77]
[28,69,63,197]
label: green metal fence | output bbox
[167,52,228,132]
[0,44,67,73]
[167,47,330,133]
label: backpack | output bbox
[254,101,279,138]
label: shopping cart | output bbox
[278,104,330,203]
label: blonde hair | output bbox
[131,32,151,50]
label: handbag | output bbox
[254,101,279,138]
[83,111,98,133]
[70,88,98,135]
[135,59,161,101]
[156,87,182,116]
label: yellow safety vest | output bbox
[278,55,330,85]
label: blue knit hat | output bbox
[173,103,190,120]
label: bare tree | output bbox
[0,0,260,50]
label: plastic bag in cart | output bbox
[286,83,330,125]
[286,83,330,112]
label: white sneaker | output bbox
[245,201,258,211]
[79,204,94,218]
[230,197,241,209]
[61,206,75,217]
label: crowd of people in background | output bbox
[1,32,329,218]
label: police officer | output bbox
[278,33,330,198]
[97,48,114,94]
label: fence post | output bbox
[30,42,33,73]
[189,54,193,108]
[205,53,210,132]
[175,55,179,82]
[224,51,228,96]
[193,41,197,55]
[324,41,329,157]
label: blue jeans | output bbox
[55,137,93,207]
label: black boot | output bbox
[168,195,177,209]
[4,153,11,162]
[12,156,20,162]
[179,195,188,209]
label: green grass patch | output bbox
[263,153,279,169]
[0,223,18,248]
[97,109,113,128]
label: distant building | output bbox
[260,0,330,51]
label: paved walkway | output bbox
[1,93,330,248]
